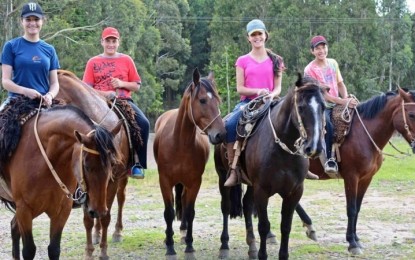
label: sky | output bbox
[408,0,415,13]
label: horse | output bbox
[153,68,226,259]
[0,100,120,260]
[294,87,415,255]
[56,70,132,259]
[214,74,326,260]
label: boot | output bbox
[224,142,238,187]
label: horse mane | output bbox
[356,91,396,119]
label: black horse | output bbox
[215,74,326,259]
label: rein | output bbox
[189,86,221,134]
[354,100,415,158]
[34,99,100,201]
[268,89,308,157]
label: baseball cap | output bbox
[246,19,268,37]
[21,2,44,18]
[310,35,328,49]
[102,27,120,39]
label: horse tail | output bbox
[1,198,16,213]
[229,184,243,219]
[174,184,184,221]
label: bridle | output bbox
[34,100,100,202]
[188,82,221,134]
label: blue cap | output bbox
[246,19,268,36]
[21,2,44,18]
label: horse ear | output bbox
[111,120,123,136]
[193,68,200,85]
[74,130,87,143]
[295,72,303,87]
[398,87,410,100]
[207,71,214,81]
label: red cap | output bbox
[310,35,327,49]
[102,27,120,39]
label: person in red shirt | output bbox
[83,27,149,179]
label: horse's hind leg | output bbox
[295,203,317,241]
[160,180,177,259]
[92,219,102,245]
[218,183,231,259]
[182,182,201,260]
[11,216,21,259]
[112,176,128,243]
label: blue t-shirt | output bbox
[1,37,60,97]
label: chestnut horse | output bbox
[153,68,226,259]
[214,74,326,260]
[0,100,120,260]
[56,70,132,259]
[295,87,415,255]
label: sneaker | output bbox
[324,159,338,174]
[130,164,145,179]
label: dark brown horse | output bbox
[56,70,132,259]
[295,88,415,255]
[153,68,226,259]
[0,101,120,260]
[214,74,326,260]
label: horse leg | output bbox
[243,186,258,259]
[295,203,317,241]
[112,176,128,243]
[279,189,303,260]
[254,190,270,260]
[48,206,71,260]
[92,219,102,245]
[352,179,372,251]
[344,178,363,255]
[83,209,95,260]
[218,184,231,259]
[11,216,21,259]
[160,180,177,259]
[15,206,36,259]
[183,183,201,260]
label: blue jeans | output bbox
[127,100,150,169]
[225,99,251,143]
[325,108,334,159]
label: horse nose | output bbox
[208,131,226,145]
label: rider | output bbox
[223,19,285,187]
[1,2,59,111]
[83,27,150,179]
[304,35,357,175]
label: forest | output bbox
[1,0,414,127]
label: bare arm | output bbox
[111,78,140,92]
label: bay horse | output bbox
[153,68,226,259]
[0,100,120,260]
[214,74,326,260]
[295,87,415,255]
[56,70,132,259]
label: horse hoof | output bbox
[93,235,101,245]
[112,233,123,243]
[166,255,178,260]
[356,241,365,249]
[218,249,229,259]
[248,249,258,259]
[184,252,196,260]
[348,246,363,255]
[306,230,317,241]
[266,235,278,245]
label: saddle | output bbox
[330,104,355,162]
[107,98,142,166]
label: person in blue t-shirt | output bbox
[1,2,60,110]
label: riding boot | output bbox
[224,142,239,187]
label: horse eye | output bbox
[200,98,207,104]
[408,112,415,120]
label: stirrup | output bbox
[324,158,339,178]
[130,163,145,179]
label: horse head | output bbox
[394,88,415,153]
[187,68,226,144]
[293,73,326,158]
[74,121,122,218]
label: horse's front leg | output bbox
[112,175,128,243]
[11,216,21,260]
[279,187,303,260]
[218,181,232,259]
[344,179,363,255]
[15,207,36,260]
[254,189,270,260]
[48,205,71,260]
[243,186,258,259]
[183,182,201,260]
[83,209,95,260]
[296,203,317,241]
